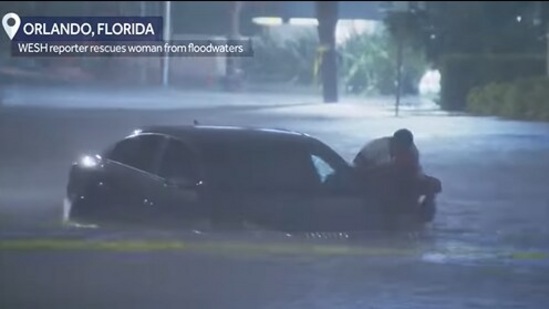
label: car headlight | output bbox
[79,154,102,168]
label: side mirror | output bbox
[165,176,198,189]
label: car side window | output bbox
[108,135,163,173]
[158,140,198,181]
[310,154,336,184]
[200,141,318,190]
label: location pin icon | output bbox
[3,12,21,41]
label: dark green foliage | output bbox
[467,77,549,121]
[440,54,545,111]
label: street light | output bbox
[385,2,410,117]
[162,1,172,87]
[382,1,426,116]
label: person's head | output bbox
[391,128,414,154]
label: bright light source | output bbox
[289,18,318,26]
[252,17,283,26]
[419,69,441,95]
[80,155,98,168]
[430,34,436,40]
[516,15,522,22]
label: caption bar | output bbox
[11,40,254,57]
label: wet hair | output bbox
[392,128,414,148]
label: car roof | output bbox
[137,125,317,146]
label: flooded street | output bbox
[1,89,549,308]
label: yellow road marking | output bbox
[1,239,547,261]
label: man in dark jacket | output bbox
[354,129,441,223]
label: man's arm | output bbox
[412,144,423,174]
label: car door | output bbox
[197,140,318,230]
[102,133,166,223]
[306,144,373,231]
[246,144,320,230]
[153,137,204,225]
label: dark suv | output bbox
[65,125,437,231]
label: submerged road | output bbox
[1,89,549,308]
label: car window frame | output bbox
[306,140,358,192]
[310,141,349,175]
[104,133,167,176]
[156,136,205,183]
[194,138,322,191]
[310,153,337,183]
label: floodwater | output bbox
[1,88,549,308]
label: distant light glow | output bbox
[252,17,283,26]
[336,20,380,45]
[516,15,522,22]
[289,18,318,26]
[419,69,441,95]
